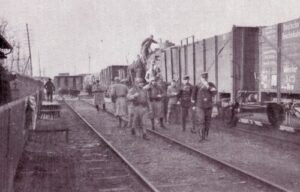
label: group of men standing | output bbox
[102,67,217,142]
[166,72,217,141]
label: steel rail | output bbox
[65,101,160,192]
[220,125,300,148]
[147,129,291,192]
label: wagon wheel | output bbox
[266,103,285,128]
[221,102,240,128]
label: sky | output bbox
[1,0,300,78]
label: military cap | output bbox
[200,71,208,76]
[183,75,190,80]
[121,78,127,83]
[135,77,144,83]
[114,77,120,81]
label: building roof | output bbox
[0,34,12,49]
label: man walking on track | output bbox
[93,80,106,112]
[110,77,128,128]
[177,75,193,132]
[44,78,55,102]
[144,77,167,130]
[192,72,217,141]
[127,77,149,140]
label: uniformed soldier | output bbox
[44,78,55,102]
[145,60,160,83]
[177,75,193,131]
[125,79,136,129]
[192,72,217,141]
[144,77,166,130]
[127,78,149,140]
[166,79,179,124]
[110,77,128,128]
[92,80,106,112]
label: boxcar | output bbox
[54,74,85,92]
[100,65,128,86]
[159,26,260,101]
[259,17,300,102]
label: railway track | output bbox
[217,124,300,148]
[67,99,291,192]
[64,101,159,192]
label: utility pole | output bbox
[10,48,14,71]
[88,54,91,74]
[38,52,41,77]
[17,43,20,73]
[26,23,33,76]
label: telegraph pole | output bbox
[17,43,20,73]
[38,52,41,77]
[88,54,91,74]
[26,23,33,76]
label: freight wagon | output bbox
[259,17,300,102]
[54,73,85,92]
[100,65,128,85]
[157,18,300,126]
[159,26,260,102]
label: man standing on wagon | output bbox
[192,72,217,141]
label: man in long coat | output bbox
[144,77,166,130]
[110,77,128,128]
[93,80,106,112]
[192,72,217,141]
[127,77,149,140]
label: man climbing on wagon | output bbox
[140,35,157,63]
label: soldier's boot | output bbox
[205,127,209,137]
[118,117,122,128]
[182,121,186,132]
[131,128,136,135]
[103,104,106,111]
[202,128,206,140]
[166,112,171,124]
[191,123,196,134]
[159,118,167,129]
[122,121,128,129]
[151,119,155,130]
[95,105,99,112]
[142,133,150,140]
